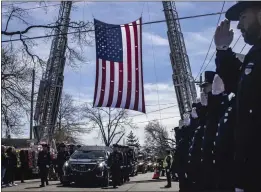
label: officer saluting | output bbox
[37,144,51,187]
[214,2,261,191]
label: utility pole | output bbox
[162,1,197,119]
[34,1,72,144]
[30,68,35,139]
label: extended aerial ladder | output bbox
[162,1,197,118]
[34,1,72,145]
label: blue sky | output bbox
[1,1,251,145]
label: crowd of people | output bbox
[173,2,261,192]
[1,146,20,187]
[1,143,81,188]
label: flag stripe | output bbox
[107,61,115,107]
[98,60,106,106]
[129,23,136,110]
[133,21,139,111]
[139,18,145,113]
[103,61,111,107]
[111,62,119,107]
[137,20,143,112]
[124,24,132,109]
[116,62,123,107]
[93,59,99,106]
[120,25,127,108]
[94,59,102,107]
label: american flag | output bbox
[93,18,146,113]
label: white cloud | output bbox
[143,32,169,46]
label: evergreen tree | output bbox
[127,131,140,148]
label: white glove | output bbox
[200,92,208,106]
[214,20,234,50]
[235,188,244,192]
[46,165,49,168]
[183,114,191,126]
[212,74,225,95]
[191,108,198,119]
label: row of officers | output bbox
[173,2,261,192]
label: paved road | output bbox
[2,172,180,191]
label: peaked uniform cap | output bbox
[226,1,261,21]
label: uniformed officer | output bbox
[201,74,229,191]
[127,147,133,179]
[117,145,124,185]
[37,144,51,187]
[215,94,236,191]
[108,144,123,188]
[68,144,75,156]
[57,143,70,183]
[214,2,261,191]
[163,149,173,188]
[176,113,197,192]
[124,146,130,182]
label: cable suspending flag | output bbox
[93,18,146,113]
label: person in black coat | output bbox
[108,144,123,188]
[186,71,216,192]
[1,146,7,186]
[176,109,199,192]
[215,94,236,191]
[19,150,29,183]
[37,144,51,187]
[57,143,70,183]
[5,147,18,186]
[214,2,261,191]
[201,74,230,191]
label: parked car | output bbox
[137,154,148,174]
[147,157,155,172]
[62,146,112,186]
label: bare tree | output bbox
[54,93,88,143]
[2,2,94,68]
[1,47,32,137]
[81,104,137,146]
[144,120,175,157]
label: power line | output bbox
[201,34,243,72]
[195,2,225,81]
[2,11,226,43]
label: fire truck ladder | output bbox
[162,1,197,118]
[34,1,72,144]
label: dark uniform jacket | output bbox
[187,105,207,186]
[215,94,236,190]
[215,40,261,190]
[57,151,70,167]
[108,151,123,170]
[37,151,51,169]
[201,93,229,189]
